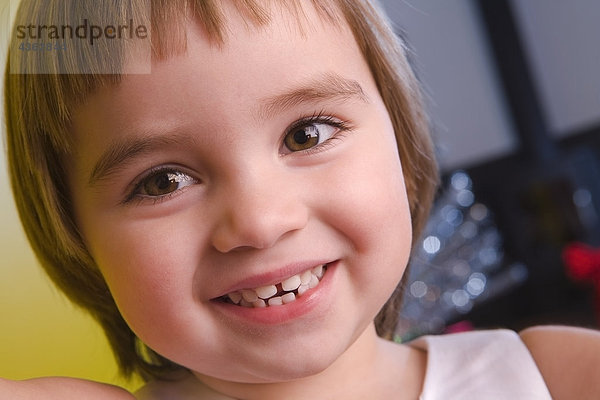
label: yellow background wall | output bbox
[0,0,139,390]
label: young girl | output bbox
[3,0,599,399]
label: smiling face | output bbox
[67,2,412,385]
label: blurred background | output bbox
[1,0,599,388]
[382,0,600,340]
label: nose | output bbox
[210,168,309,253]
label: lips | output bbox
[216,264,328,308]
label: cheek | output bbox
[350,152,412,278]
[83,214,200,334]
[310,123,413,309]
[309,129,411,339]
[322,130,412,258]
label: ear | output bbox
[520,325,600,400]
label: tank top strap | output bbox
[409,329,552,399]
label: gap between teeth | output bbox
[225,264,327,308]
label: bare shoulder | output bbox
[520,325,600,400]
[0,376,135,400]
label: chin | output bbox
[227,343,344,384]
[277,354,336,381]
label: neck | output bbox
[191,323,425,400]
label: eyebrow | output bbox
[259,72,369,119]
[88,133,191,186]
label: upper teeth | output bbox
[225,264,327,308]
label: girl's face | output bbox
[69,3,412,384]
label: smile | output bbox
[219,264,329,308]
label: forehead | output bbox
[75,1,373,127]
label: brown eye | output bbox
[284,123,337,152]
[284,125,319,151]
[140,171,196,197]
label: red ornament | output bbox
[562,242,600,322]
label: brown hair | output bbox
[4,0,437,381]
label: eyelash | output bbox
[124,112,353,205]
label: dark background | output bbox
[466,0,600,330]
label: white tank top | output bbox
[409,330,552,399]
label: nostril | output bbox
[230,245,261,252]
